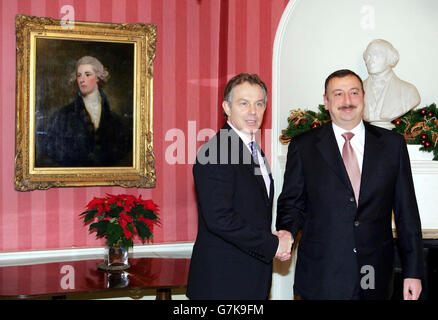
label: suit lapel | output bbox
[259,146,275,205]
[225,124,271,205]
[249,142,271,205]
[315,123,353,192]
[315,122,385,207]
[359,123,384,204]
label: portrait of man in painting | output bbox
[34,39,134,167]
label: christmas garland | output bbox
[279,105,331,144]
[392,103,438,160]
[279,103,438,160]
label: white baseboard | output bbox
[0,242,194,267]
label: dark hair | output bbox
[324,69,364,94]
[223,73,268,119]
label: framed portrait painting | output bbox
[14,15,156,191]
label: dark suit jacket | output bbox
[187,123,278,300]
[276,122,424,300]
[37,89,132,167]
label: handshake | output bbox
[273,230,293,261]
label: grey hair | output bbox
[225,86,268,106]
[69,56,110,85]
[363,39,400,67]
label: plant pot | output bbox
[98,245,130,271]
[105,271,130,288]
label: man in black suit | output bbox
[187,73,292,299]
[276,69,424,300]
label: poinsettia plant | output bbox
[79,194,160,249]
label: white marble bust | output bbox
[362,39,420,129]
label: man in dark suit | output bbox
[276,69,424,300]
[187,73,292,300]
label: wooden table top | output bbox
[0,257,190,299]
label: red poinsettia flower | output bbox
[138,197,159,212]
[137,216,156,233]
[86,197,110,214]
[80,193,160,248]
[106,193,138,212]
[121,194,137,210]
[118,212,135,240]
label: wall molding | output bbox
[0,242,194,267]
[422,230,438,240]
[270,0,301,301]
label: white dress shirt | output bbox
[83,90,102,130]
[331,120,365,173]
[227,121,271,196]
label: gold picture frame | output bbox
[14,15,156,191]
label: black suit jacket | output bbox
[276,122,424,300]
[187,123,278,299]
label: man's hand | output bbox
[273,230,293,261]
[403,278,422,300]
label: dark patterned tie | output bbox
[342,132,361,204]
[249,141,257,159]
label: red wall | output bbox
[0,0,288,251]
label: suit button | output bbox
[349,197,355,202]
[354,221,360,227]
[353,248,357,253]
